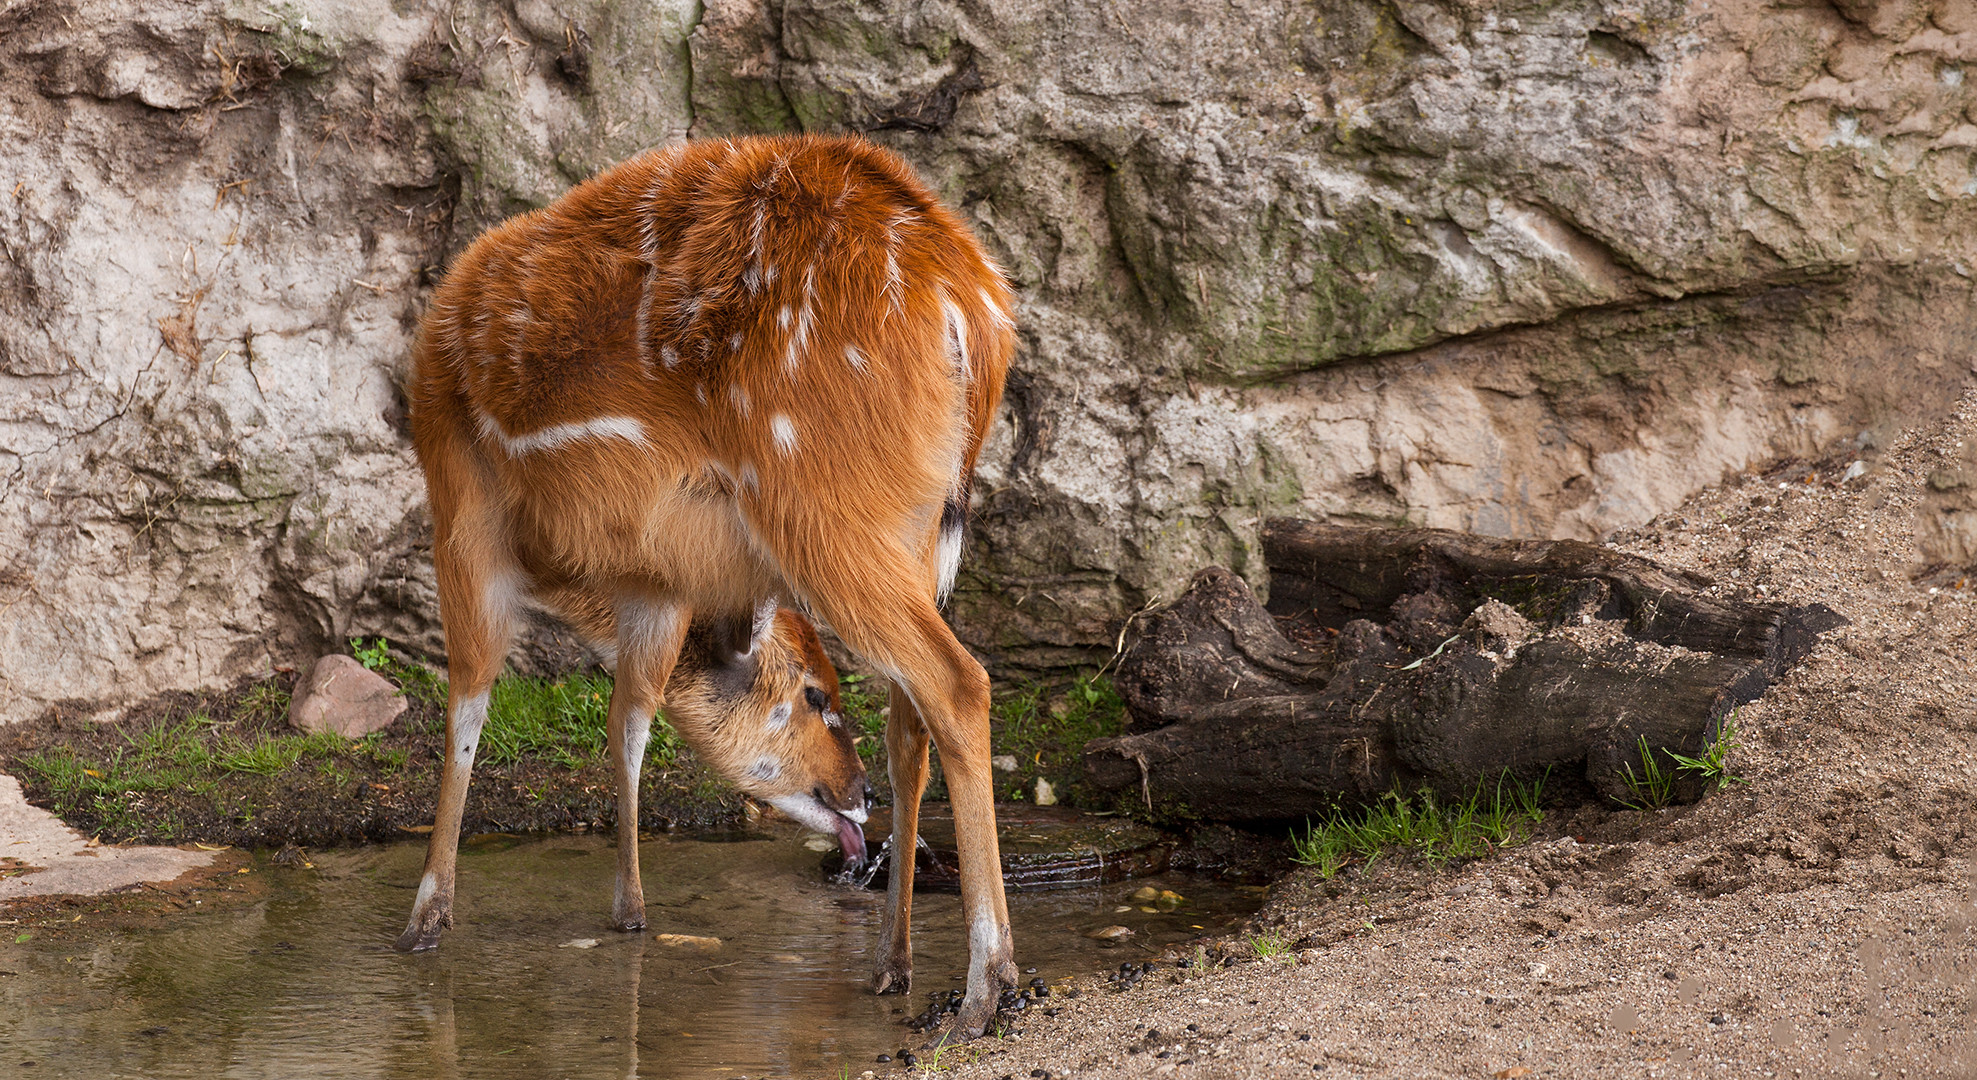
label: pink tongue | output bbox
[835,814,868,869]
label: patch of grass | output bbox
[1617,735,1676,811]
[838,673,888,768]
[984,673,1127,804]
[1291,769,1548,878]
[1248,930,1292,959]
[842,671,1127,807]
[1668,711,1745,792]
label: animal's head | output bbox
[667,603,874,866]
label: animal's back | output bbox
[409,135,1015,607]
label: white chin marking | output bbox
[767,793,842,835]
[841,804,867,825]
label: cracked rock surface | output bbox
[4,0,1976,719]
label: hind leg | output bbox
[812,574,1014,1041]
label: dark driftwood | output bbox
[1084,521,1845,822]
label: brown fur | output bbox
[393,135,1016,1040]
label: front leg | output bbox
[396,688,491,951]
[609,598,686,932]
[874,683,930,995]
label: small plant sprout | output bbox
[1668,711,1746,791]
[350,636,392,671]
[1249,930,1292,959]
[1617,735,1676,811]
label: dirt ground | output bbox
[928,397,1977,1080]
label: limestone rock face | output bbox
[3,0,1974,720]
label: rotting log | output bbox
[1084,521,1846,822]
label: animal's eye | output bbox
[803,686,830,713]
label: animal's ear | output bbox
[709,600,780,667]
[705,613,757,668]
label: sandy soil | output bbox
[931,397,1977,1080]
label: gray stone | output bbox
[289,654,406,737]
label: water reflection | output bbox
[0,832,1260,1078]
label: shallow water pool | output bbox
[0,829,1261,1078]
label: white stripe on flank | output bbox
[770,414,798,456]
[942,295,971,387]
[980,287,1014,331]
[883,251,903,315]
[476,412,648,457]
[636,271,658,375]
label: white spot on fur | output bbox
[476,411,648,457]
[621,709,651,778]
[823,709,844,730]
[778,305,792,330]
[618,600,680,659]
[747,754,782,783]
[452,691,490,757]
[660,344,679,368]
[764,702,791,731]
[770,414,798,456]
[844,344,868,372]
[783,302,814,375]
[729,384,751,418]
[936,520,964,605]
[695,383,708,405]
[730,333,744,352]
[738,463,759,492]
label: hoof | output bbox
[924,1003,992,1048]
[873,962,913,995]
[393,922,444,952]
[612,917,646,933]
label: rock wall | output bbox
[3,0,1976,721]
